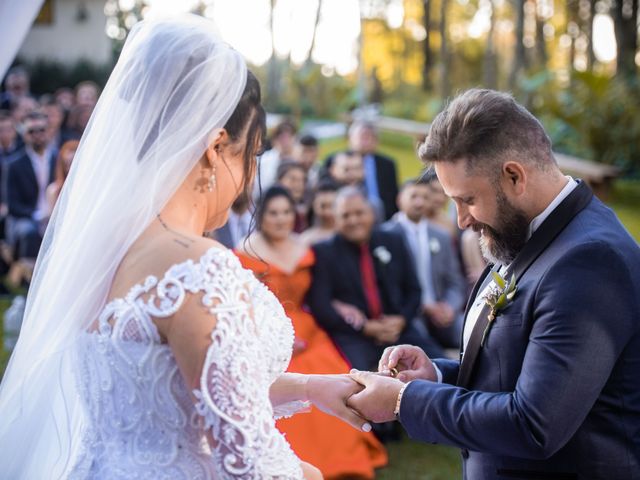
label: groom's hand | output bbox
[378,344,437,382]
[305,374,372,433]
[347,369,404,423]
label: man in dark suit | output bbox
[322,121,399,221]
[346,89,640,479]
[308,186,438,371]
[384,178,467,352]
[5,111,56,263]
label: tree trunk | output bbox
[483,0,498,88]
[535,0,548,68]
[586,0,596,71]
[421,0,433,91]
[508,0,527,89]
[266,0,280,107]
[439,0,450,99]
[612,0,639,79]
[307,0,322,65]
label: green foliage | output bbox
[523,71,640,171]
[16,57,114,96]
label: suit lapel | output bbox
[456,181,594,388]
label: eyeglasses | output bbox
[27,127,47,135]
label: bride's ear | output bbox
[204,128,228,167]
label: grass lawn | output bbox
[0,133,636,479]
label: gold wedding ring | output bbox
[389,367,399,378]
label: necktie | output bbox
[359,243,383,319]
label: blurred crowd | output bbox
[1,66,488,478]
[1,66,98,291]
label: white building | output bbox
[18,0,112,66]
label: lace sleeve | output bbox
[190,250,304,479]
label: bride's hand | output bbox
[305,374,372,432]
[301,461,323,480]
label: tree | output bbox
[612,0,639,79]
[439,0,450,98]
[508,0,527,89]
[421,0,434,90]
[483,0,498,88]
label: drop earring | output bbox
[207,162,217,191]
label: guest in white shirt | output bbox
[254,118,297,197]
[208,192,252,249]
[384,178,466,350]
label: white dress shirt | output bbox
[461,177,578,352]
[26,146,50,222]
[396,212,436,304]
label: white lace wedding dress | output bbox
[68,247,306,479]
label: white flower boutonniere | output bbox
[429,237,441,254]
[481,271,517,347]
[373,246,392,264]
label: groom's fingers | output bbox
[378,346,396,372]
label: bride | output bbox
[0,15,369,479]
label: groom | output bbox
[346,89,640,479]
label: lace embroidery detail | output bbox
[70,248,304,479]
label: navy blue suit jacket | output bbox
[6,150,56,219]
[308,228,421,334]
[399,182,640,479]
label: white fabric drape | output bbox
[0,0,45,80]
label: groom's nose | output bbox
[456,204,472,230]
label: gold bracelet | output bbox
[393,381,411,419]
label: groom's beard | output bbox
[475,190,530,266]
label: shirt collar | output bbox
[396,211,427,230]
[527,176,578,240]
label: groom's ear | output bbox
[501,161,526,196]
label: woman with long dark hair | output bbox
[237,186,387,479]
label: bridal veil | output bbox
[0,14,247,478]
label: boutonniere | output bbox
[373,245,392,264]
[429,237,441,253]
[481,271,517,347]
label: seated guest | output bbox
[300,180,338,246]
[460,228,487,288]
[208,191,251,248]
[422,168,458,237]
[384,178,466,350]
[329,151,384,221]
[254,118,297,195]
[0,67,32,111]
[5,111,56,284]
[322,121,399,220]
[0,110,22,160]
[308,186,438,371]
[46,139,79,215]
[276,160,308,232]
[293,133,320,185]
[236,186,387,479]
[329,150,364,187]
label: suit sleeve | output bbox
[398,241,638,459]
[432,358,460,385]
[6,160,34,218]
[307,244,358,335]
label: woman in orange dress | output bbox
[236,185,387,480]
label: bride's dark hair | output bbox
[223,70,266,202]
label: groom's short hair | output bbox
[418,89,555,177]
